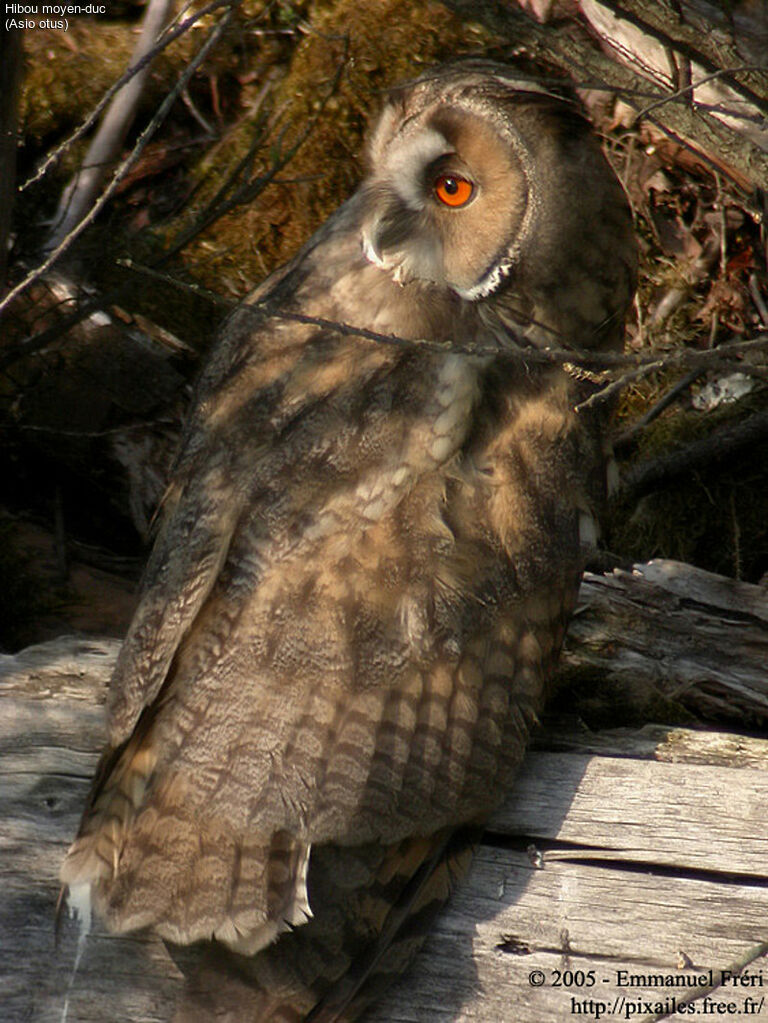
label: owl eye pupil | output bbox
[434,173,473,208]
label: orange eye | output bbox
[434,173,473,208]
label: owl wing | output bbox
[61,305,582,962]
[102,229,351,748]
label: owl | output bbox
[60,62,637,1021]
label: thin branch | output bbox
[0,29,23,296]
[631,64,765,125]
[180,86,216,137]
[3,418,178,439]
[495,3,768,194]
[45,0,176,253]
[160,40,349,264]
[574,360,667,412]
[116,259,768,374]
[20,0,241,194]
[250,310,768,377]
[0,5,237,318]
[587,0,768,116]
[748,275,768,328]
[614,369,703,451]
[0,284,133,374]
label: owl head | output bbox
[359,62,637,350]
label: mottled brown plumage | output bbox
[61,61,637,1020]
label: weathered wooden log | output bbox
[565,559,768,727]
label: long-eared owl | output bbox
[61,61,637,1021]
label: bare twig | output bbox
[180,87,216,137]
[20,0,241,194]
[0,29,23,296]
[614,368,704,451]
[2,418,178,439]
[748,274,768,328]
[161,40,349,264]
[584,0,768,116]
[0,4,237,319]
[730,491,742,580]
[715,173,727,281]
[649,236,721,329]
[116,260,768,373]
[0,283,132,374]
[573,360,666,412]
[631,64,765,125]
[45,0,176,253]
[10,252,762,400]
[492,1,768,192]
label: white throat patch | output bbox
[456,258,514,301]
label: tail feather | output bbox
[173,824,482,1022]
[60,721,158,895]
[59,723,314,952]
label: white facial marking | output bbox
[386,128,451,211]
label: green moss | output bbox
[16,2,294,345]
[22,2,271,124]
[21,25,136,145]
